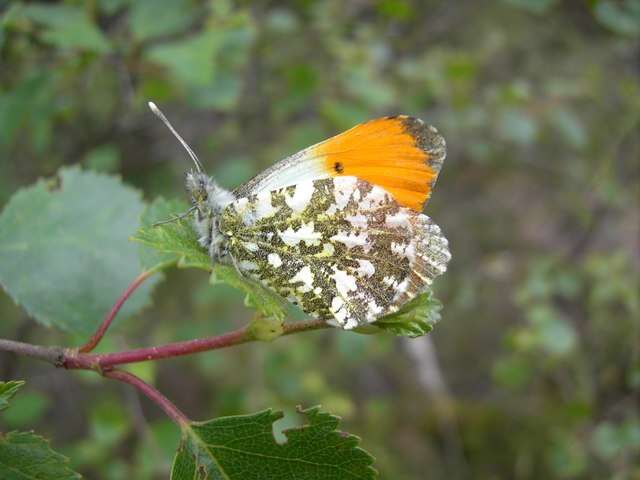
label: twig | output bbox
[0,260,330,428]
[80,270,155,353]
[0,319,36,379]
[0,319,330,371]
[103,369,188,427]
[0,338,65,366]
[64,319,329,370]
[0,319,329,426]
[69,326,252,369]
[282,318,328,336]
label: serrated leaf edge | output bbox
[0,430,82,479]
[0,380,26,412]
[173,406,377,480]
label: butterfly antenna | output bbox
[152,205,197,227]
[148,101,205,174]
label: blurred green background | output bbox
[1,0,639,478]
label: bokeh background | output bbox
[1,1,639,478]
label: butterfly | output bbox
[149,103,451,330]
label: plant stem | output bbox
[103,369,188,427]
[282,318,329,336]
[0,338,65,366]
[0,319,330,425]
[80,270,154,353]
[64,319,330,370]
[0,254,331,429]
[0,320,329,428]
[0,319,329,370]
[71,327,252,369]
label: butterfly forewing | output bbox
[234,115,446,213]
[219,177,450,329]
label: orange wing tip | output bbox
[316,115,446,212]
[396,115,447,174]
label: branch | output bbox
[80,270,155,353]
[0,318,330,426]
[0,249,330,430]
[64,319,330,370]
[103,369,188,427]
[0,338,65,366]
[0,319,330,371]
[282,318,329,336]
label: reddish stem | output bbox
[80,270,154,353]
[1,319,330,426]
[282,318,329,336]
[65,319,329,370]
[75,327,251,369]
[103,369,188,426]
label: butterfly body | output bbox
[179,114,451,329]
[186,171,234,260]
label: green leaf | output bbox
[147,31,224,87]
[0,381,81,479]
[83,144,121,173]
[133,197,287,322]
[0,72,55,148]
[131,197,211,272]
[0,167,157,334]
[0,380,25,412]
[0,3,21,51]
[593,0,640,36]
[129,0,196,42]
[171,406,377,480]
[372,290,442,338]
[143,9,255,109]
[211,264,288,323]
[22,4,111,53]
[0,431,81,480]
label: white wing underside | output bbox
[222,177,451,329]
[234,146,329,198]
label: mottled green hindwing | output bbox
[219,177,450,329]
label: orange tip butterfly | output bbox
[149,102,451,330]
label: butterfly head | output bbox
[185,169,235,262]
[185,170,212,211]
[149,102,234,260]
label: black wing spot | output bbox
[334,162,344,173]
